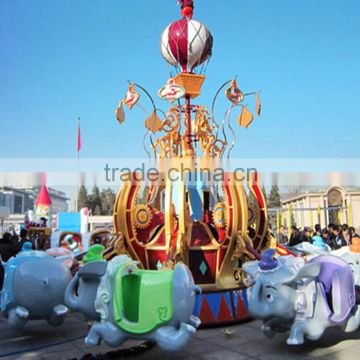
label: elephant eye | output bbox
[266,294,274,303]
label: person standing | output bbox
[289,226,301,246]
[314,224,322,237]
[301,227,313,244]
[0,232,19,289]
[328,225,345,249]
[277,225,288,244]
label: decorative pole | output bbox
[184,95,194,156]
[76,116,81,212]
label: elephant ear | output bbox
[242,261,260,279]
[284,262,321,286]
[54,255,75,269]
[79,261,107,279]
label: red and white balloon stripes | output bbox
[160,19,213,73]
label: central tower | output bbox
[111,1,269,326]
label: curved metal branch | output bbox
[211,78,236,146]
[135,103,152,159]
[130,81,159,159]
[226,104,238,159]
[220,105,232,158]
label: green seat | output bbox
[114,264,174,335]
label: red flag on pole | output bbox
[77,117,82,153]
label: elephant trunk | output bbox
[65,274,80,311]
[153,323,196,352]
[248,279,268,319]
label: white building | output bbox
[0,186,69,215]
[280,186,360,230]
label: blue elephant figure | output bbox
[65,245,201,352]
[243,249,360,345]
[1,242,73,330]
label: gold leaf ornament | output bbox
[124,84,140,110]
[115,100,125,124]
[158,77,186,103]
[238,106,254,129]
[145,111,163,134]
[225,80,244,105]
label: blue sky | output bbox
[1,0,359,159]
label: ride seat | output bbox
[311,256,356,324]
[114,265,174,334]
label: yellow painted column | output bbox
[276,211,280,232]
[310,209,314,229]
[287,206,292,236]
[317,205,321,227]
[281,210,285,227]
[347,203,352,226]
[337,209,341,225]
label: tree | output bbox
[77,185,89,211]
[100,188,117,215]
[268,185,281,208]
[89,186,102,215]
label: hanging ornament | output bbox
[212,202,227,229]
[132,204,153,230]
[256,92,262,116]
[225,80,244,105]
[145,111,163,134]
[124,84,140,110]
[115,100,125,124]
[158,78,185,103]
[238,106,254,129]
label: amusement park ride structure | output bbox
[111,1,270,325]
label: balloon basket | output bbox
[175,73,206,99]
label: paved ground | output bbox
[0,313,359,360]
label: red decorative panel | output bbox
[252,184,264,209]
[218,296,234,322]
[236,291,249,319]
[227,208,233,234]
[136,210,165,244]
[131,240,147,268]
[126,213,134,240]
[189,250,217,284]
[127,185,137,209]
[199,297,215,323]
[191,222,212,246]
[146,250,168,270]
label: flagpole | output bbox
[76,116,80,212]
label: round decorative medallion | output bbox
[212,202,227,229]
[133,205,153,229]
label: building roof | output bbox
[281,187,360,204]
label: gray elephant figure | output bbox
[243,249,360,345]
[65,245,201,352]
[1,242,72,330]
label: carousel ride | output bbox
[109,1,270,326]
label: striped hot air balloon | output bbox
[160,19,213,73]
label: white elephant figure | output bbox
[1,242,72,329]
[243,249,360,345]
[65,245,201,352]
